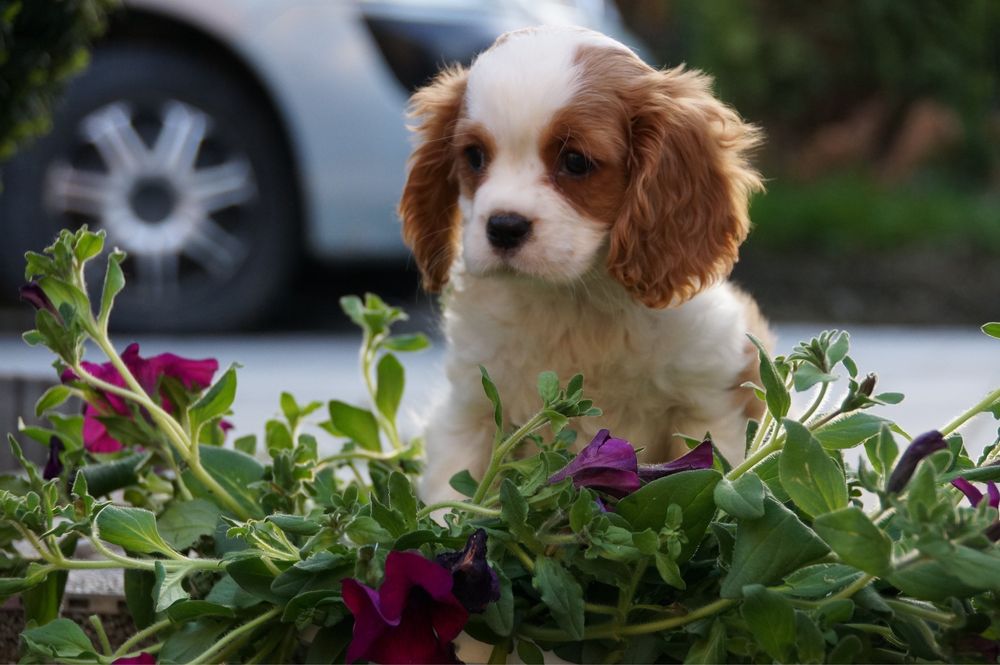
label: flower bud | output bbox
[886,430,947,493]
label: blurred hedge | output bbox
[0,0,116,161]
[618,0,999,184]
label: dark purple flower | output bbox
[886,430,948,493]
[953,635,1000,663]
[548,429,640,498]
[112,653,156,665]
[638,439,714,481]
[43,436,64,480]
[953,476,1000,542]
[436,529,500,613]
[19,282,59,319]
[61,343,219,453]
[341,550,467,664]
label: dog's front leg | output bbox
[420,392,497,503]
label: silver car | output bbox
[0,0,636,330]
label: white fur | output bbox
[417,28,760,502]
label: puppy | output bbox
[399,26,773,501]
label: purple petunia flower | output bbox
[952,477,1000,542]
[638,439,715,481]
[436,529,500,614]
[42,436,64,481]
[19,282,60,320]
[547,429,641,498]
[886,430,948,493]
[61,343,219,453]
[341,551,468,664]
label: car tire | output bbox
[0,43,298,332]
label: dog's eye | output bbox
[464,146,485,172]
[562,151,593,176]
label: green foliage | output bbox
[0,0,117,161]
[6,231,1000,663]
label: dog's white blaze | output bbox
[461,27,625,282]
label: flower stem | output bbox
[799,381,830,424]
[882,598,957,626]
[472,412,548,504]
[112,618,173,660]
[189,607,282,665]
[415,501,501,519]
[829,573,873,601]
[89,615,113,657]
[317,445,416,466]
[727,437,781,480]
[941,387,1000,437]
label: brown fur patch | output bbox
[572,46,765,308]
[398,66,468,292]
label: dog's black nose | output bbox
[486,213,532,250]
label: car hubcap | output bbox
[44,100,257,299]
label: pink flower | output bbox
[62,343,218,452]
[112,653,156,664]
[341,551,467,664]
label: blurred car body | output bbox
[0,0,638,330]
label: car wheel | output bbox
[0,43,298,331]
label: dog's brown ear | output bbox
[399,66,468,292]
[608,65,763,308]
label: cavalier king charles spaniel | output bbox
[400,26,773,501]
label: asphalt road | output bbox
[2,321,998,459]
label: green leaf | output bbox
[827,635,862,664]
[484,569,514,637]
[345,516,394,545]
[814,412,892,450]
[234,434,257,456]
[713,473,765,519]
[158,499,221,551]
[654,552,685,589]
[537,371,559,404]
[617,469,721,562]
[793,363,837,392]
[533,557,584,641]
[500,479,536,549]
[81,452,149,497]
[684,619,727,664]
[226,558,285,604]
[183,445,265,519]
[160,619,229,665]
[34,385,72,417]
[20,618,97,662]
[721,497,830,598]
[449,470,478,498]
[189,367,238,429]
[328,400,381,451]
[813,507,891,576]
[783,563,863,598]
[982,322,1000,339]
[205,574,264,610]
[749,334,790,419]
[167,600,236,623]
[935,545,1000,591]
[21,569,67,627]
[382,333,430,352]
[517,640,545,665]
[388,472,417,529]
[480,365,503,429]
[779,419,847,518]
[888,559,979,601]
[74,230,105,262]
[795,612,826,664]
[124,569,156,630]
[741,584,795,662]
[154,560,189,612]
[96,505,175,556]
[265,420,293,452]
[98,250,125,324]
[375,353,405,420]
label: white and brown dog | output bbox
[399,26,772,501]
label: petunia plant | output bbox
[3,227,1000,663]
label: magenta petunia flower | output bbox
[638,439,714,481]
[341,551,468,664]
[886,430,947,493]
[952,477,1000,509]
[112,653,156,665]
[62,343,219,453]
[435,529,500,614]
[547,429,641,498]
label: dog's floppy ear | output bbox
[608,66,763,308]
[399,66,468,292]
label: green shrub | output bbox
[0,0,116,161]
